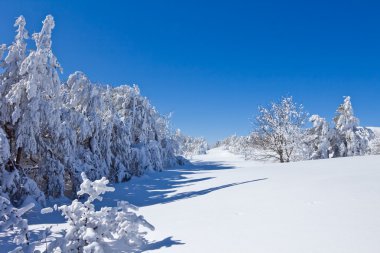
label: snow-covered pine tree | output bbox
[0,16,28,129]
[333,96,371,157]
[61,72,182,194]
[308,115,331,159]
[0,16,46,206]
[5,15,64,197]
[61,71,110,195]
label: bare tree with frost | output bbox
[253,96,308,163]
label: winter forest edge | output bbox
[1,14,380,253]
[0,15,208,252]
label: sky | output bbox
[1,0,380,143]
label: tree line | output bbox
[217,96,377,162]
[0,15,206,208]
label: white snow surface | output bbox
[138,148,380,253]
[4,148,380,252]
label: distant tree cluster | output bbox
[0,15,189,209]
[218,96,377,162]
[173,129,209,159]
[215,134,257,159]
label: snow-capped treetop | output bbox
[5,16,28,70]
[0,16,29,125]
[310,115,330,136]
[334,96,359,132]
[33,15,54,51]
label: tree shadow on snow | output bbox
[139,236,185,252]
[105,161,268,207]
[22,161,267,252]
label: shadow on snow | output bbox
[106,161,267,207]
[23,161,267,252]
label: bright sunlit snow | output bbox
[9,147,379,253]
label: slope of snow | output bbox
[3,148,380,252]
[137,148,380,253]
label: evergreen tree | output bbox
[308,115,331,159]
[333,96,370,157]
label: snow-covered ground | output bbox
[138,148,380,253]
[3,148,380,252]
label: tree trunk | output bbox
[279,150,284,163]
[16,147,22,165]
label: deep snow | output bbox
[3,148,380,252]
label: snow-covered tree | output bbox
[308,115,331,159]
[253,96,308,163]
[0,16,28,127]
[4,15,64,197]
[215,134,258,160]
[174,129,208,158]
[333,96,371,157]
[45,172,154,252]
[0,192,35,252]
[0,15,182,202]
[370,135,380,155]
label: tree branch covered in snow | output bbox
[0,191,35,252]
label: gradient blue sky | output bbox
[1,0,380,143]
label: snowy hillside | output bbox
[6,148,379,252]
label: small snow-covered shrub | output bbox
[48,172,154,253]
[0,191,35,252]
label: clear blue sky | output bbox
[1,0,380,143]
